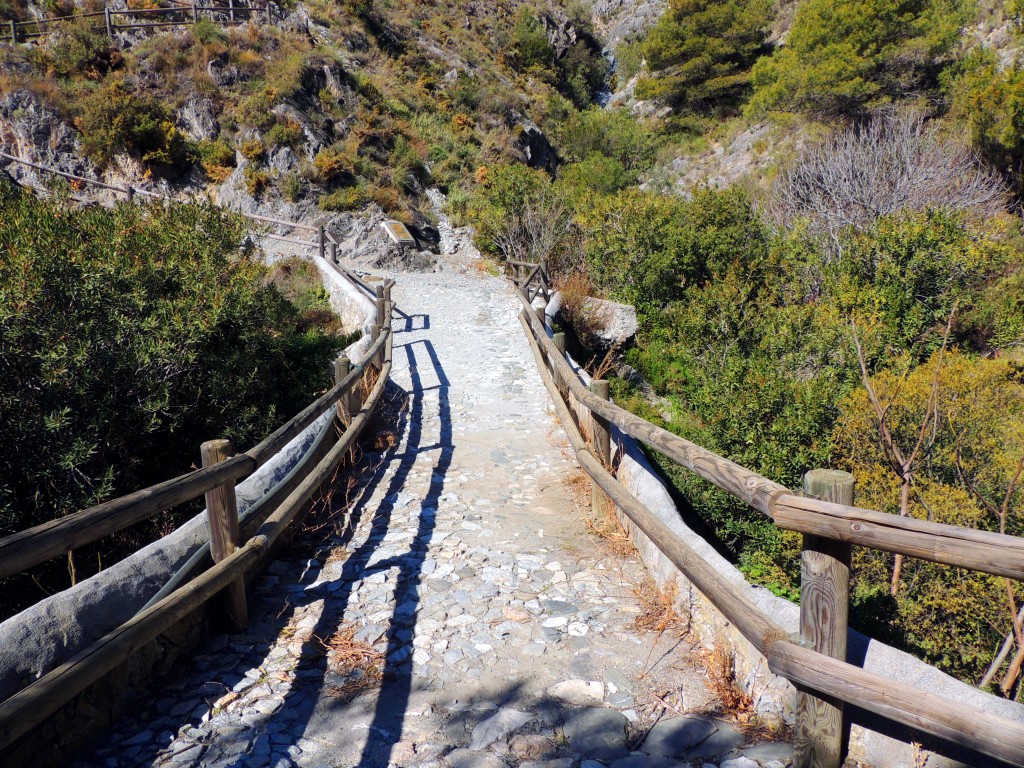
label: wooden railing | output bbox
[513,263,1024,768]
[1,0,274,44]
[0,258,396,752]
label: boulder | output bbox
[177,96,220,142]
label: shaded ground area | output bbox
[74,261,792,768]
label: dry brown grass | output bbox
[700,642,754,717]
[631,578,687,636]
[319,623,384,701]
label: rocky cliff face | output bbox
[590,0,665,52]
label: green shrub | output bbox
[555,109,657,172]
[319,185,370,211]
[747,0,965,117]
[314,146,356,182]
[197,139,236,168]
[190,18,228,45]
[75,80,196,167]
[239,138,266,161]
[943,51,1024,189]
[0,181,341,613]
[244,165,270,196]
[266,119,305,150]
[281,172,303,202]
[635,0,769,113]
[48,16,120,79]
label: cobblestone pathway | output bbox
[77,261,792,768]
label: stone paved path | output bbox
[75,258,792,768]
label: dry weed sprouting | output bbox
[631,578,686,636]
[701,642,754,716]
[319,624,384,701]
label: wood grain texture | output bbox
[795,470,853,768]
[769,642,1024,768]
[773,494,1024,580]
[0,454,253,579]
[201,440,247,630]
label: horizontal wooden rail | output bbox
[517,305,1024,767]
[0,323,390,579]
[0,304,394,753]
[0,536,266,750]
[260,233,315,247]
[773,495,1024,581]
[517,290,789,515]
[0,454,253,581]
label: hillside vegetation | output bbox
[462,0,1024,698]
[2,0,1024,701]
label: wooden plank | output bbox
[517,294,789,516]
[772,495,1024,581]
[201,440,247,630]
[795,470,854,768]
[589,379,612,522]
[518,312,789,654]
[769,642,1024,768]
[0,455,254,579]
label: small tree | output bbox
[635,0,770,113]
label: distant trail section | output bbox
[74,253,792,768]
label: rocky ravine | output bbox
[73,251,793,768]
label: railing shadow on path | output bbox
[210,330,452,768]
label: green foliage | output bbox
[748,0,965,116]
[834,352,1024,681]
[197,139,236,168]
[944,51,1024,188]
[280,172,303,202]
[509,6,555,72]
[555,108,657,173]
[0,181,342,609]
[635,0,770,113]
[832,209,1016,363]
[265,119,305,150]
[191,18,228,46]
[555,152,632,200]
[319,184,370,211]
[466,163,550,255]
[47,16,120,79]
[75,79,196,168]
[244,165,270,196]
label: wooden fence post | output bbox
[589,379,612,521]
[104,6,112,38]
[329,239,338,264]
[375,285,386,329]
[228,0,235,22]
[552,332,566,394]
[795,468,854,768]
[334,357,352,425]
[9,19,17,43]
[317,221,326,261]
[191,0,198,22]
[201,439,248,630]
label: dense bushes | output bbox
[75,79,196,167]
[635,0,769,113]
[747,0,964,117]
[0,181,343,613]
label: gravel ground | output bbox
[73,252,793,768]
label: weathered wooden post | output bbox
[228,0,235,22]
[9,19,18,43]
[201,439,248,630]
[329,239,338,264]
[589,379,612,520]
[103,6,113,39]
[334,357,352,425]
[190,0,198,22]
[375,284,386,329]
[552,332,566,394]
[317,221,326,261]
[795,468,854,768]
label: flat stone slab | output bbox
[562,707,630,761]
